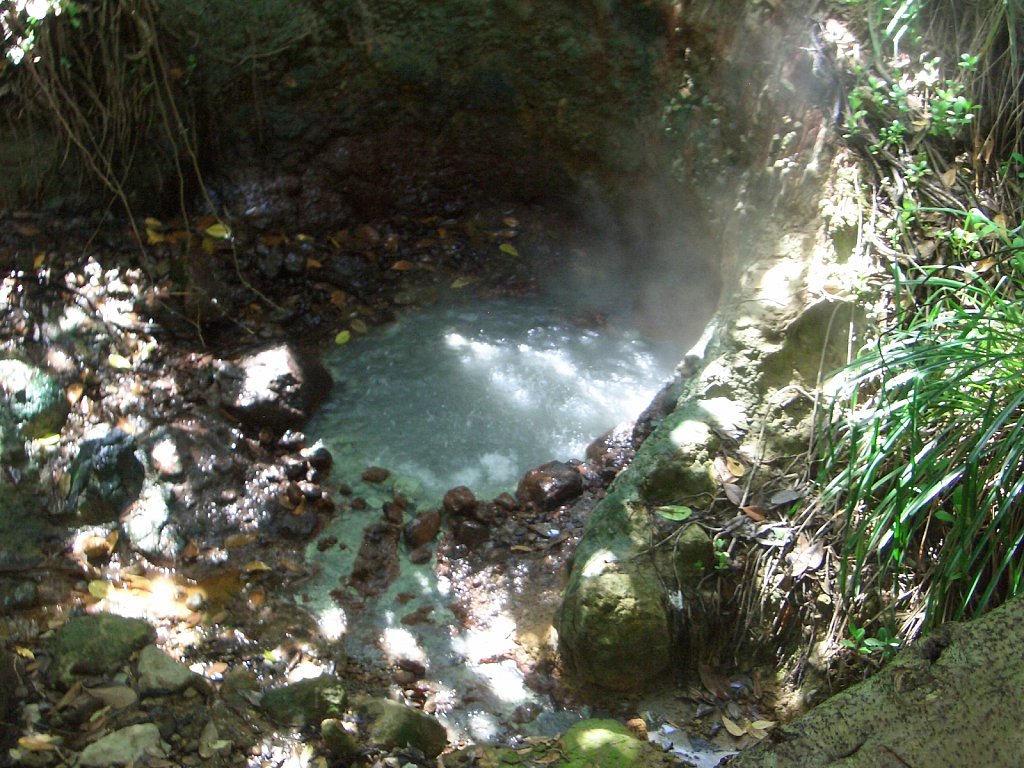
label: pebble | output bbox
[362,466,391,483]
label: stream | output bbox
[297,288,734,765]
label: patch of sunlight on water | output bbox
[308,296,676,503]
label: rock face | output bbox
[726,595,1024,768]
[47,614,154,689]
[218,343,331,432]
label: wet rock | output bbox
[218,343,332,432]
[350,521,402,596]
[78,723,170,766]
[48,613,154,689]
[454,519,489,548]
[279,429,305,450]
[409,544,433,564]
[121,480,182,562]
[0,577,38,611]
[587,421,636,478]
[362,466,391,483]
[443,486,477,516]
[304,443,333,471]
[64,429,145,524]
[355,696,448,758]
[321,718,360,760]
[516,461,583,510]
[282,456,307,480]
[493,492,518,512]
[137,645,202,697]
[147,436,183,478]
[404,508,441,547]
[0,358,68,439]
[261,674,347,726]
[272,501,319,539]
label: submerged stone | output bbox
[517,461,583,510]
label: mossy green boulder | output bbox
[47,614,154,689]
[261,674,347,726]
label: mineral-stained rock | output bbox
[404,508,441,547]
[355,695,448,758]
[218,343,331,432]
[261,674,348,726]
[48,613,154,690]
[442,485,477,516]
[516,461,583,510]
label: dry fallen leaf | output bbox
[698,663,730,700]
[742,506,767,522]
[721,714,747,737]
[499,243,519,257]
[787,533,825,578]
[391,259,416,271]
[725,456,746,477]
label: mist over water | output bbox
[309,295,677,501]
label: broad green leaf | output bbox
[334,330,351,345]
[499,243,519,257]
[655,505,692,521]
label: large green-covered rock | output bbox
[355,696,448,758]
[0,358,68,439]
[47,614,155,689]
[561,719,646,768]
[261,674,348,726]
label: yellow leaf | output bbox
[32,433,61,447]
[33,252,46,269]
[144,217,163,228]
[499,243,519,257]
[306,258,322,269]
[726,456,746,477]
[107,353,132,370]
[350,318,368,333]
[201,237,217,254]
[993,212,1008,231]
[721,714,747,737]
[296,233,314,242]
[204,222,231,239]
[451,276,477,289]
[14,646,35,660]
[18,735,59,752]
[67,382,84,405]
[335,330,351,345]
[939,167,957,188]
[243,560,272,573]
[391,259,416,271]
[88,580,110,598]
[749,720,776,730]
[146,228,167,245]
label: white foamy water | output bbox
[308,296,675,502]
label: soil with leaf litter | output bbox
[0,205,783,767]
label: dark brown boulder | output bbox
[404,508,441,547]
[442,486,478,516]
[218,343,331,432]
[516,461,583,510]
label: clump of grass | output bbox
[819,210,1024,636]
